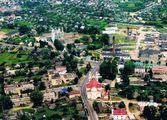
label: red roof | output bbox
[152,66,167,71]
[113,109,126,115]
[69,91,80,95]
[86,77,102,89]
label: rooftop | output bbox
[113,109,126,115]
[152,66,167,71]
[86,77,102,89]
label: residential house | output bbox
[4,82,34,95]
[55,65,67,75]
[115,53,131,61]
[69,90,80,99]
[134,66,145,75]
[112,109,126,120]
[43,91,57,102]
[50,73,62,86]
[160,42,167,51]
[20,83,35,92]
[62,73,76,84]
[102,27,118,34]
[139,49,160,59]
[4,84,19,94]
[144,37,155,45]
[102,48,113,59]
[97,102,108,113]
[5,70,16,76]
[128,113,136,120]
[152,66,167,74]
[10,94,31,107]
[129,77,147,86]
[159,33,167,45]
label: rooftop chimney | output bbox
[112,36,116,55]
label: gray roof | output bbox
[145,37,154,42]
[159,34,167,40]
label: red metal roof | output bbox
[152,66,167,71]
[86,77,102,89]
[113,109,126,115]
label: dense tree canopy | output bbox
[54,39,64,51]
[30,91,43,107]
[100,59,118,80]
[0,95,13,110]
[143,106,157,120]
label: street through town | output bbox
[80,62,100,120]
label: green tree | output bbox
[39,82,46,90]
[0,95,13,110]
[148,69,153,79]
[105,84,110,91]
[100,59,117,80]
[19,25,31,35]
[100,34,110,45]
[93,101,99,113]
[124,61,135,75]
[54,39,64,51]
[162,107,167,120]
[86,62,91,73]
[143,106,157,120]
[144,74,150,83]
[30,91,43,107]
[17,113,31,120]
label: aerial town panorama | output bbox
[0,0,167,120]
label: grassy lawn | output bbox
[16,21,33,27]
[10,75,42,83]
[79,67,86,75]
[35,107,57,120]
[110,33,136,44]
[86,19,108,30]
[0,28,16,33]
[117,23,140,30]
[7,36,36,45]
[0,52,32,65]
[10,106,33,112]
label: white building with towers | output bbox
[86,72,102,100]
[51,27,64,43]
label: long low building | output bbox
[152,66,167,74]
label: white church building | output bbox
[86,76,102,100]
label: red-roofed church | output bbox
[86,75,102,100]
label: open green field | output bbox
[0,52,32,65]
[113,0,149,12]
[110,33,136,45]
[86,19,108,30]
[117,23,140,30]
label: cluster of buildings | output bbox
[42,65,76,87]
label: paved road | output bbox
[79,63,99,120]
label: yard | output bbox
[0,52,32,65]
[10,75,42,83]
[110,33,136,45]
[0,28,16,33]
